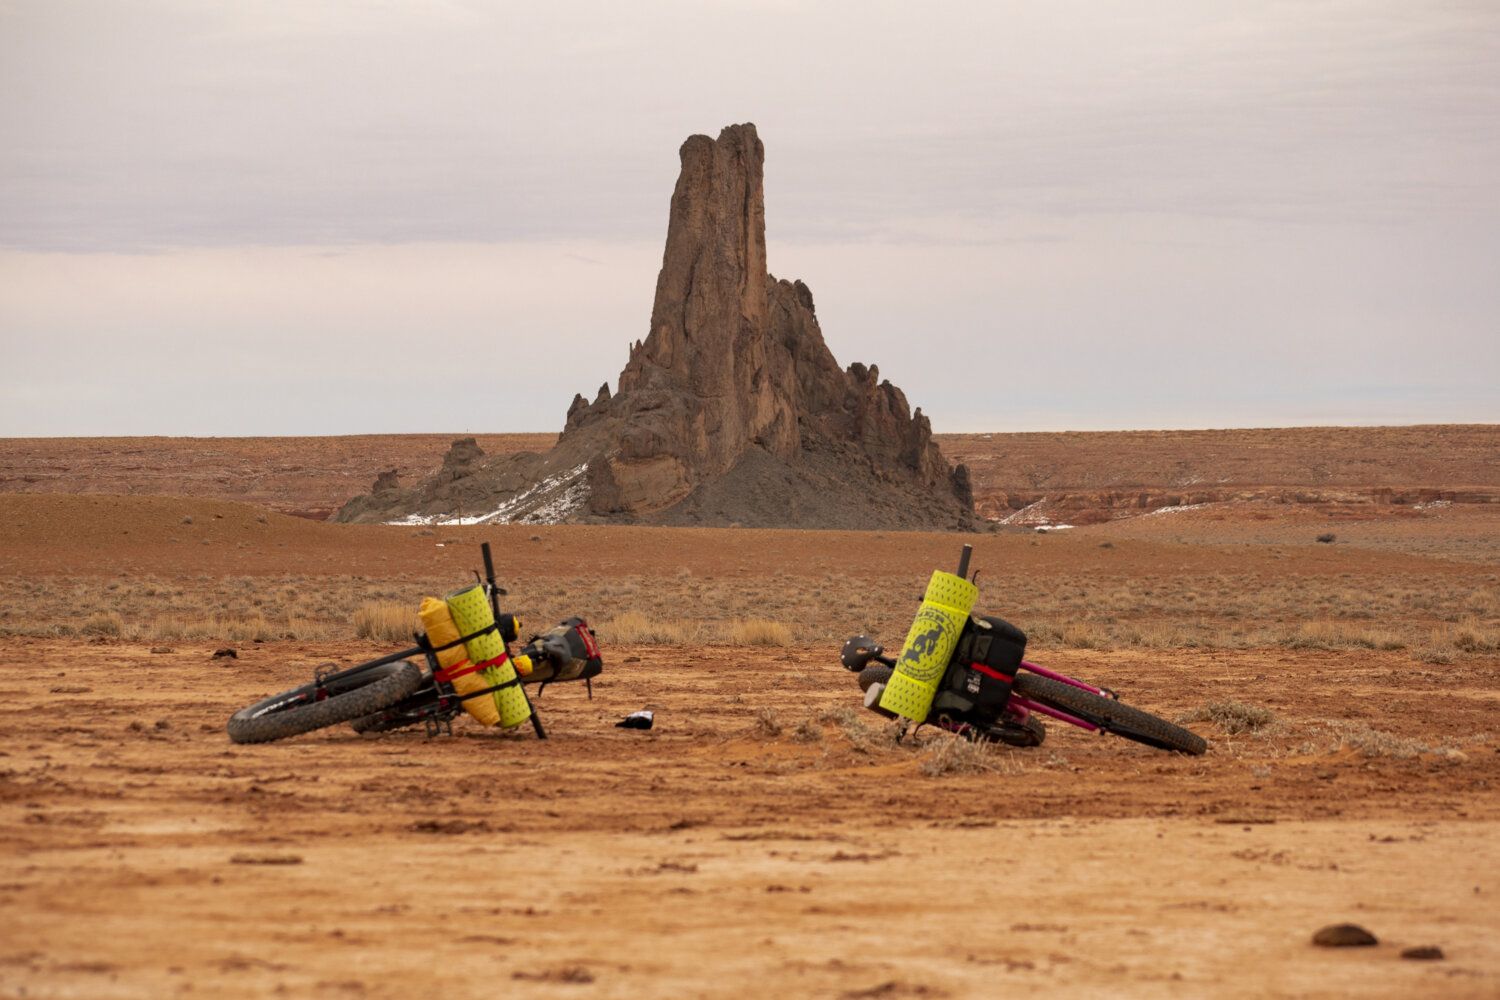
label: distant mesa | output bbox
[337,123,974,529]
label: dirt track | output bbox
[2,635,1496,998]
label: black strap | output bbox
[427,621,500,655]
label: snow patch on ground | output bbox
[998,499,1049,525]
[1145,503,1209,517]
[1414,499,1451,511]
[384,464,591,527]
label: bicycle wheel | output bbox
[350,709,421,734]
[978,713,1046,748]
[227,661,424,744]
[857,664,893,692]
[1012,673,1206,755]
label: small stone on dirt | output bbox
[181,515,193,524]
[1312,923,1378,947]
[1400,946,1444,961]
[212,647,237,659]
[229,853,303,865]
[150,645,174,654]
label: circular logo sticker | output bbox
[895,607,954,683]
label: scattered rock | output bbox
[410,819,491,835]
[1312,923,1378,947]
[229,853,303,865]
[511,966,594,984]
[150,646,174,654]
[371,469,400,494]
[212,647,238,659]
[1400,945,1444,961]
[181,515,193,524]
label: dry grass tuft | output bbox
[728,618,793,646]
[1179,701,1276,735]
[352,602,417,643]
[1328,722,1434,759]
[79,611,125,637]
[920,735,1009,776]
[791,717,823,743]
[1287,622,1407,651]
[753,706,782,738]
[595,611,695,645]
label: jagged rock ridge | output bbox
[338,123,973,530]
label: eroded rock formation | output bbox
[337,124,974,529]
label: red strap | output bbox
[970,661,1014,682]
[435,652,509,683]
[574,622,600,660]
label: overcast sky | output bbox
[1,0,1496,436]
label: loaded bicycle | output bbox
[840,544,1206,754]
[227,543,602,743]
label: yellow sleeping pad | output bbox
[446,585,530,729]
[419,597,500,727]
[879,570,978,722]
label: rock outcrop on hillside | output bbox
[337,124,974,529]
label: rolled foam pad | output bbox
[446,585,530,729]
[879,570,978,722]
[419,596,500,727]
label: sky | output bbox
[1,0,1496,436]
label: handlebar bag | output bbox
[522,617,604,684]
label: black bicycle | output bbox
[226,543,602,744]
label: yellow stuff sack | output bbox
[879,569,979,722]
[419,597,500,727]
[446,584,531,729]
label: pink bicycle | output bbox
[840,545,1207,755]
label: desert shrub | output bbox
[352,602,417,642]
[728,618,793,647]
[1179,700,1275,735]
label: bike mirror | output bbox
[840,634,884,672]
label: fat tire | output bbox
[857,664,893,692]
[1012,673,1206,755]
[227,661,423,744]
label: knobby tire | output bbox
[1012,673,1206,755]
[227,661,424,744]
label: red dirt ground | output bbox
[1,491,1497,997]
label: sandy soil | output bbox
[1,635,1496,999]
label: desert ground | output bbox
[1,429,1497,998]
